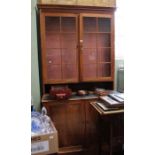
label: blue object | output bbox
[31,112,44,133]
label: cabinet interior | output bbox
[44,82,114,94]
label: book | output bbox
[108,93,124,103]
[96,102,119,111]
[99,96,124,108]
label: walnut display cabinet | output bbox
[37,2,116,155]
[38,4,115,93]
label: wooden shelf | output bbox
[41,93,98,103]
[82,62,111,64]
[83,32,111,34]
[46,31,77,34]
[58,145,84,154]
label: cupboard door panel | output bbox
[61,17,76,32]
[45,16,60,32]
[61,34,77,48]
[47,65,61,80]
[46,33,61,48]
[46,49,61,64]
[62,64,78,80]
[46,101,85,147]
[62,49,77,64]
[83,17,96,32]
[43,14,79,83]
[97,48,111,62]
[82,49,97,64]
[98,63,111,77]
[83,64,97,79]
[80,14,113,81]
[66,102,85,146]
[98,18,111,32]
[97,33,111,47]
[48,104,68,147]
[83,33,96,48]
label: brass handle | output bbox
[80,46,83,51]
[79,40,83,52]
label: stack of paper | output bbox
[99,94,124,108]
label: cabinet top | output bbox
[42,94,98,102]
[37,0,116,9]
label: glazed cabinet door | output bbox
[79,14,114,82]
[40,13,79,84]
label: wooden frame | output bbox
[79,13,114,82]
[40,12,79,85]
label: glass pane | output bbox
[83,17,96,32]
[61,17,76,32]
[83,64,97,78]
[45,17,60,32]
[62,49,77,64]
[61,34,76,48]
[98,18,111,32]
[97,34,111,47]
[82,49,97,64]
[47,65,61,80]
[46,49,61,64]
[62,64,78,79]
[98,64,111,77]
[98,48,111,62]
[46,34,60,48]
[83,34,96,48]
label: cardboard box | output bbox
[31,122,58,155]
